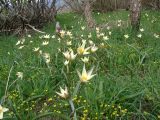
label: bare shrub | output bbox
[142,0,160,9]
[63,0,84,13]
[0,0,57,35]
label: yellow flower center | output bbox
[81,74,88,81]
[77,47,85,54]
[0,108,3,113]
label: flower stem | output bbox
[73,81,81,98]
[66,65,69,73]
[2,62,15,104]
[8,78,18,90]
[69,99,77,120]
[47,63,52,76]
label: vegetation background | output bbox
[0,0,160,120]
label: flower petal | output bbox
[0,112,3,119]
[87,66,94,77]
[56,92,62,97]
[77,70,82,79]
[82,64,87,76]
[2,108,8,112]
[88,74,96,80]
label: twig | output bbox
[56,5,66,12]
[26,24,46,34]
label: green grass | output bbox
[0,10,160,120]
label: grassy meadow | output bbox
[0,10,160,120]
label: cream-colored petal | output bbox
[85,47,90,51]
[83,51,90,55]
[88,74,96,80]
[56,92,63,97]
[2,108,8,112]
[0,112,3,119]
[82,64,87,76]
[60,87,64,93]
[70,51,77,60]
[65,86,68,93]
[81,42,86,48]
[87,66,94,76]
[77,70,82,79]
